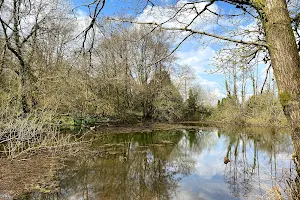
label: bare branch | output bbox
[206,8,244,17]
[106,18,268,48]
[21,24,39,46]
[0,16,14,32]
[0,0,4,10]
[82,0,106,52]
[0,18,12,49]
[184,0,215,29]
[260,64,271,94]
[143,0,154,9]
[150,32,194,65]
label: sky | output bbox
[72,0,272,102]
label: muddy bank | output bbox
[90,122,216,134]
[90,121,288,135]
[0,152,60,199]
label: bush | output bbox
[0,107,68,158]
[244,93,287,126]
[211,93,287,127]
[211,95,245,124]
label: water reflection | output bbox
[27,127,294,200]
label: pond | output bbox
[25,126,294,200]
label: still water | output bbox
[30,126,294,200]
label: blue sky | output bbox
[73,0,270,101]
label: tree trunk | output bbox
[233,66,237,98]
[20,60,29,115]
[262,0,300,158]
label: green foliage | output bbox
[211,92,287,126]
[245,93,287,126]
[149,68,184,122]
[182,88,212,121]
[186,89,197,117]
[212,95,244,124]
[279,91,292,107]
[59,116,75,126]
[153,83,183,122]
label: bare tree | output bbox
[171,64,196,100]
[0,0,67,115]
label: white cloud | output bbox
[175,46,223,102]
[176,46,215,74]
[171,44,226,103]
[194,152,223,179]
[133,0,272,102]
[136,1,218,31]
[197,76,218,87]
[74,9,92,33]
[211,87,226,99]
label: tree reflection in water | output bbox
[24,127,294,200]
[58,130,197,200]
[221,127,293,199]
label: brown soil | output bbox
[0,152,60,199]
[94,122,214,134]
